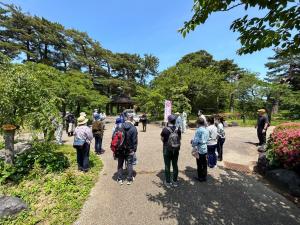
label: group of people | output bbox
[70,107,268,188]
[174,111,188,133]
[161,112,225,187]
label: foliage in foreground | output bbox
[0,142,69,183]
[266,123,300,172]
[0,144,102,225]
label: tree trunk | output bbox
[3,129,15,164]
[76,102,81,116]
[229,93,234,113]
[216,96,219,113]
[44,44,48,59]
[271,99,279,114]
[26,41,31,61]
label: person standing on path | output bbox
[175,112,183,132]
[53,113,64,145]
[192,118,209,182]
[140,113,148,132]
[92,109,99,122]
[216,115,226,161]
[65,112,75,136]
[182,111,188,133]
[198,110,208,127]
[116,114,138,185]
[207,116,218,168]
[74,116,93,172]
[92,114,105,155]
[255,109,269,149]
[161,115,182,188]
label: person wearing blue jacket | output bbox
[192,118,209,182]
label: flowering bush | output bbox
[266,123,300,172]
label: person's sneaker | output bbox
[117,178,123,185]
[127,180,133,185]
[172,181,178,188]
[165,182,171,188]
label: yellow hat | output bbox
[257,109,266,113]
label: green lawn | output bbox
[0,145,102,225]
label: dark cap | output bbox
[168,114,176,122]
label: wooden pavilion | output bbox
[106,94,134,115]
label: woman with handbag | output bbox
[74,116,93,172]
[192,118,209,182]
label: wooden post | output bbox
[2,124,16,164]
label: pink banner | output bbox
[164,100,172,122]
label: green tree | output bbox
[177,50,214,68]
[0,60,59,163]
[133,86,165,119]
[180,0,300,56]
[266,49,300,90]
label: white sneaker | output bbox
[127,180,133,185]
[165,182,171,188]
[117,179,123,185]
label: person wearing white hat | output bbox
[74,116,93,172]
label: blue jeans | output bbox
[94,136,102,153]
[207,144,217,168]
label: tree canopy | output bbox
[179,0,300,56]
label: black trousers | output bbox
[196,153,207,179]
[142,122,147,132]
[117,153,134,181]
[217,138,225,161]
[257,129,266,145]
[76,143,90,171]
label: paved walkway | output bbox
[73,120,299,225]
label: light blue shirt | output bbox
[192,126,209,154]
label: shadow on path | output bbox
[146,166,300,225]
[244,141,258,146]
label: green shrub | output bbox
[0,141,69,183]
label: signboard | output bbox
[164,100,172,122]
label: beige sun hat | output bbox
[77,116,88,125]
[80,112,87,117]
[175,112,180,115]
[257,109,266,113]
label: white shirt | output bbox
[207,125,218,145]
[217,123,226,138]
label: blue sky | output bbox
[5,0,274,78]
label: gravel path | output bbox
[73,120,299,225]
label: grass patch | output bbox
[0,145,102,225]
